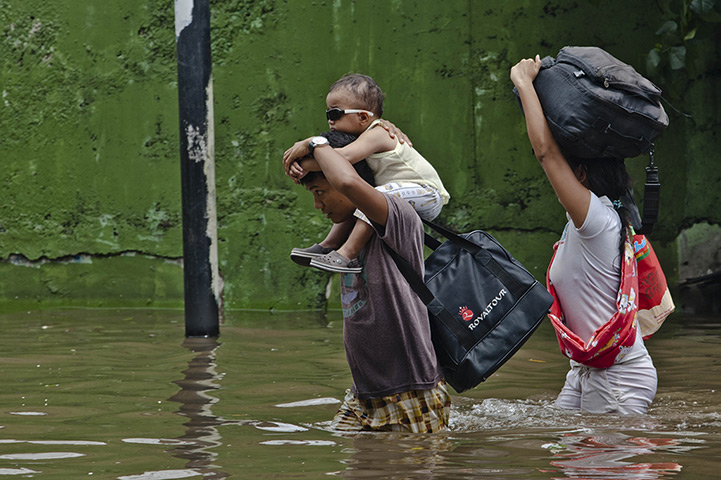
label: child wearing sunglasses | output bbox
[283,73,450,273]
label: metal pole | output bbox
[175,0,222,337]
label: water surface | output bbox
[0,308,717,478]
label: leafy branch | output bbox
[647,0,721,77]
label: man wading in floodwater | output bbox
[294,131,450,432]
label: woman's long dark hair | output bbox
[566,156,633,253]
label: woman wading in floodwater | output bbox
[511,55,657,414]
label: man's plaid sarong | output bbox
[331,381,450,433]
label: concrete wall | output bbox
[1,1,719,312]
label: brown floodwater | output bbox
[0,308,717,478]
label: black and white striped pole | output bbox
[175,0,222,337]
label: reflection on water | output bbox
[166,337,229,479]
[336,433,456,479]
[0,309,718,478]
[545,432,682,479]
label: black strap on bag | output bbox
[641,147,660,235]
[421,220,526,299]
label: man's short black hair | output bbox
[300,131,376,187]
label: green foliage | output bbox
[647,0,721,82]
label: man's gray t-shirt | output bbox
[340,194,443,400]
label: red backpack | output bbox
[633,233,675,339]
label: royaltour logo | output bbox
[458,306,474,321]
[458,288,508,331]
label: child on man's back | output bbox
[283,73,450,273]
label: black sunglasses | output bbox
[325,108,375,121]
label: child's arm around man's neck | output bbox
[333,123,398,165]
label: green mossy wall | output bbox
[1,1,719,311]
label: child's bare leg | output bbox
[337,220,374,260]
[319,218,355,249]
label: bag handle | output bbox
[424,232,442,251]
[422,220,527,299]
[422,219,481,254]
[381,240,478,352]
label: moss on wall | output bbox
[1,1,180,261]
[0,255,184,313]
[1,1,183,309]
[1,0,718,311]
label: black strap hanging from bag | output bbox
[641,147,661,235]
[383,219,554,393]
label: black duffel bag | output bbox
[518,46,669,159]
[384,220,554,393]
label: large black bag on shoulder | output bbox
[384,220,554,393]
[518,46,669,159]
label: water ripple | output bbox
[0,452,84,460]
[275,397,341,408]
[117,470,203,480]
[0,468,39,475]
